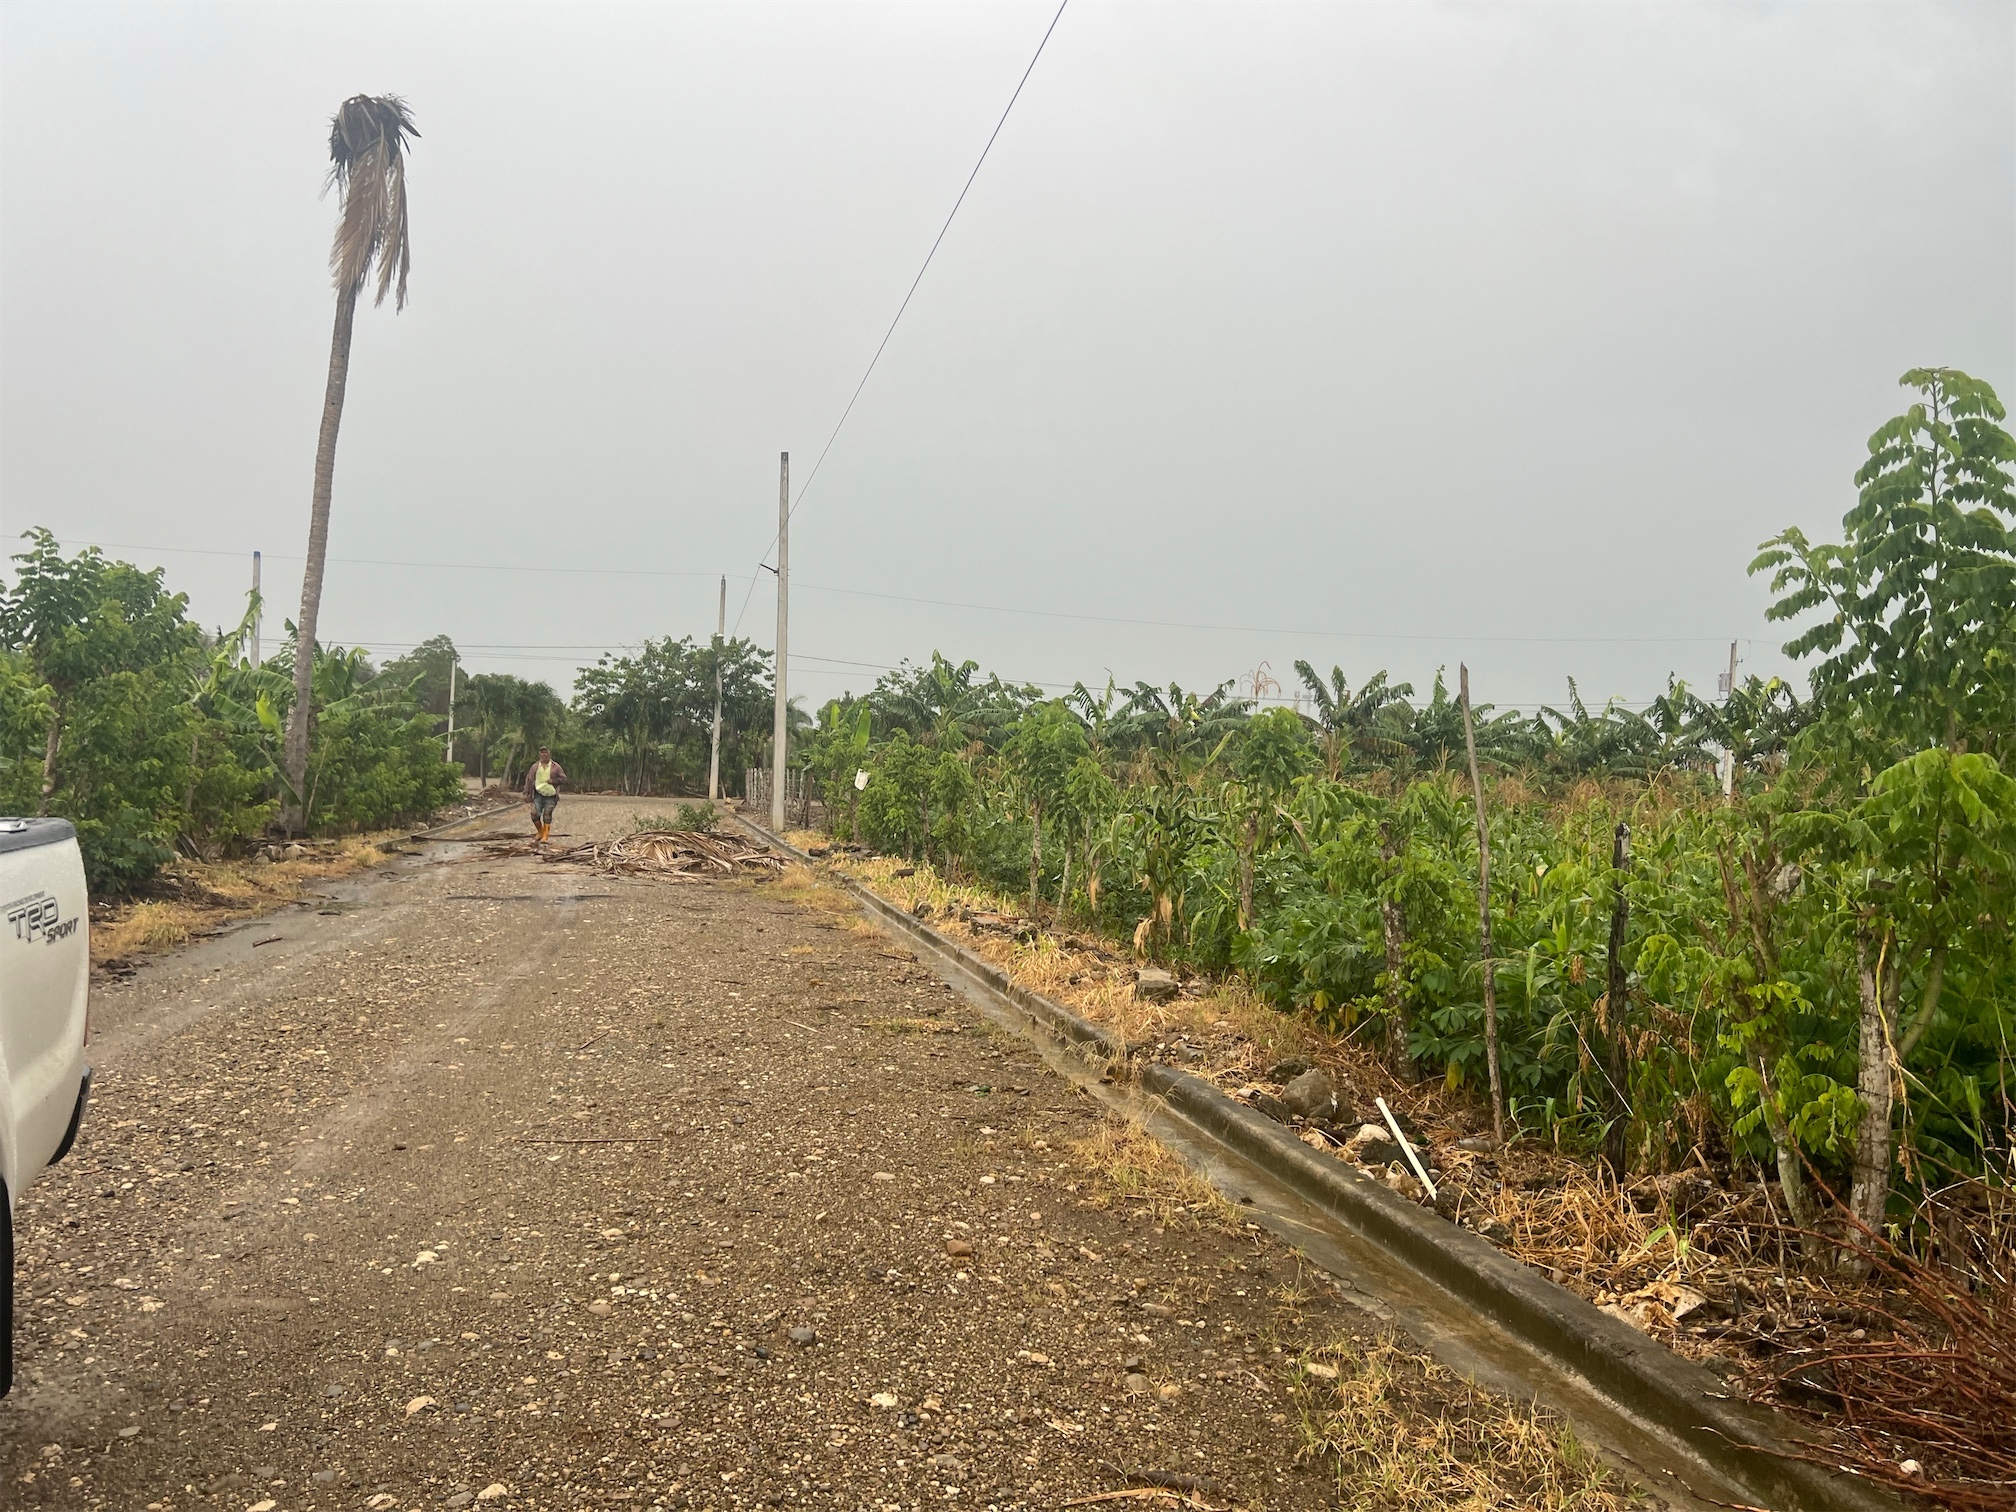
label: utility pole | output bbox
[708,574,726,802]
[1719,640,1739,800]
[444,651,458,766]
[250,551,262,666]
[771,451,790,832]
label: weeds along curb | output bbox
[738,818,1896,1512]
[1136,1063,1898,1512]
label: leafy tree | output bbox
[1226,707,1314,927]
[379,635,460,721]
[0,653,53,816]
[1754,367,2016,762]
[572,636,772,795]
[1002,701,1090,911]
[801,699,874,839]
[1536,678,1690,779]
[1750,370,2016,1253]
[1800,750,2016,1251]
[858,731,973,865]
[0,532,203,889]
[870,653,1035,750]
[455,671,563,787]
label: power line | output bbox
[787,580,1744,647]
[58,539,1756,650]
[731,0,1071,637]
[45,539,721,581]
[333,633,1678,711]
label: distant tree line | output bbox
[0,530,787,892]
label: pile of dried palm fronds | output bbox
[484,829,783,880]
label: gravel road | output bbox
[0,797,1380,1511]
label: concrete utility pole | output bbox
[444,651,458,765]
[250,551,262,666]
[708,574,726,802]
[771,451,790,832]
[1718,640,1740,800]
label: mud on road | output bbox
[2,797,1395,1511]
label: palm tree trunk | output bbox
[282,282,360,834]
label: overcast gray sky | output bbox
[4,0,2011,715]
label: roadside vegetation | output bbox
[0,534,781,896]
[784,368,2016,1503]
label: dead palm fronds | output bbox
[487,829,783,880]
[327,94,417,309]
[282,94,420,832]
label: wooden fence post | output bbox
[1459,664,1507,1145]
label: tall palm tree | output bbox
[281,94,418,832]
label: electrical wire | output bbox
[54,538,1752,649]
[46,539,721,580]
[331,634,1673,711]
[729,0,1071,637]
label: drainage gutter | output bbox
[739,817,1894,1512]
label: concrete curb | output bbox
[409,800,527,840]
[738,819,1894,1512]
[1137,1063,1892,1511]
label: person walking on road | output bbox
[524,745,567,843]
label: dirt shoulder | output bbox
[3,796,1638,1511]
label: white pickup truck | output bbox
[0,817,92,1396]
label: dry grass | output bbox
[1291,1338,1640,1510]
[90,837,395,967]
[1072,1118,1243,1233]
[769,862,859,915]
[835,854,1313,1068]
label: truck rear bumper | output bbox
[48,1066,89,1167]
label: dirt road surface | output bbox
[1,797,1381,1511]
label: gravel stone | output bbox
[1280,1068,1340,1121]
[0,795,1391,1509]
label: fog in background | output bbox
[3,1,2011,716]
